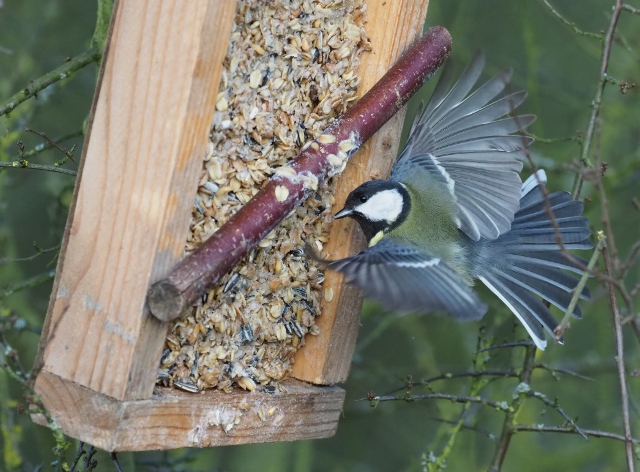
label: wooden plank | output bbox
[33,371,344,451]
[291,0,431,384]
[36,0,237,401]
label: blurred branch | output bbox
[421,370,519,385]
[622,4,640,14]
[534,363,594,381]
[572,0,624,198]
[7,130,83,163]
[110,452,124,472]
[0,160,78,176]
[525,131,582,145]
[620,240,640,278]
[603,242,636,471]
[0,270,55,300]
[429,417,497,442]
[538,0,604,39]
[555,234,605,339]
[369,392,511,411]
[0,242,60,266]
[527,390,587,440]
[25,128,78,166]
[476,340,534,353]
[0,47,101,117]
[428,332,494,471]
[515,425,640,443]
[489,344,537,472]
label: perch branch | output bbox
[147,26,453,322]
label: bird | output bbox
[320,52,592,350]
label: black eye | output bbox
[359,194,368,203]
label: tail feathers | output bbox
[479,274,558,349]
[475,169,592,350]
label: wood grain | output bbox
[33,371,345,451]
[291,0,432,384]
[35,0,236,401]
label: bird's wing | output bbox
[327,238,486,320]
[390,52,534,241]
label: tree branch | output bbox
[0,161,77,176]
[555,234,605,339]
[0,47,101,117]
[146,27,453,322]
[603,242,636,471]
[572,0,624,198]
[515,425,640,443]
[489,343,537,472]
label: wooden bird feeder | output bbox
[32,0,444,451]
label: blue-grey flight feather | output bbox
[327,239,487,321]
[391,51,534,241]
[471,170,593,349]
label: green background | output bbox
[1,0,639,470]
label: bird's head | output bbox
[334,180,411,243]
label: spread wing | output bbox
[327,239,486,320]
[391,52,534,241]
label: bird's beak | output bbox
[333,207,352,220]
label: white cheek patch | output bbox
[355,189,404,223]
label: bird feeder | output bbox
[32,0,441,451]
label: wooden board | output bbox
[33,371,344,451]
[291,0,431,384]
[34,0,237,401]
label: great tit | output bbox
[325,53,592,350]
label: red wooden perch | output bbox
[147,26,452,323]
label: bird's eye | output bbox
[359,194,368,203]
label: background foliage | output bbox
[1,0,639,470]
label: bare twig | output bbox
[527,390,588,440]
[0,242,61,266]
[68,443,86,472]
[476,340,534,353]
[0,47,101,117]
[429,417,497,442]
[420,370,519,385]
[0,270,56,300]
[555,234,605,339]
[0,161,78,176]
[572,0,624,198]
[622,3,640,14]
[25,128,78,165]
[367,392,511,412]
[534,363,593,381]
[489,344,537,472]
[7,129,83,162]
[603,242,636,471]
[515,425,640,443]
[110,452,124,472]
[428,333,494,471]
[538,0,604,39]
[146,27,453,322]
